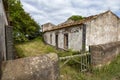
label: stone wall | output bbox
[5,26,13,60]
[1,53,59,80]
[0,14,13,61]
[0,13,6,61]
[118,20,120,41]
[44,11,120,52]
[86,11,119,51]
[43,25,83,51]
[0,0,9,61]
[0,0,8,25]
[42,23,55,32]
[90,41,120,68]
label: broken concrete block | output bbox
[1,53,59,80]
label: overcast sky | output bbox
[20,0,120,25]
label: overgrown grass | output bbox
[15,37,79,57]
[15,37,57,57]
[15,38,120,80]
[89,54,120,80]
[60,54,120,80]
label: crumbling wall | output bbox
[42,23,55,32]
[86,11,119,51]
[43,26,83,51]
[1,53,59,80]
[90,41,120,68]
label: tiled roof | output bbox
[44,10,119,32]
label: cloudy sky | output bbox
[20,0,120,25]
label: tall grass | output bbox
[15,37,80,57]
[89,54,120,80]
[60,54,120,80]
[15,37,57,57]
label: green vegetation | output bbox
[10,0,120,79]
[15,38,79,57]
[90,55,120,80]
[60,54,120,80]
[8,0,41,42]
[15,38,57,57]
[68,15,84,21]
[15,38,120,80]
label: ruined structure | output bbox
[42,23,56,32]
[0,0,13,61]
[43,11,120,51]
[90,41,120,67]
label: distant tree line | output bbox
[8,0,41,43]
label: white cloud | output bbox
[22,2,39,14]
[20,0,120,25]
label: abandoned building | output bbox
[0,0,13,61]
[42,23,56,32]
[43,10,120,51]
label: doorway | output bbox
[64,33,68,49]
[55,34,58,48]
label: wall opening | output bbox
[50,34,52,44]
[82,24,86,51]
[55,34,58,48]
[64,33,68,49]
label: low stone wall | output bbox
[6,26,13,60]
[90,41,120,68]
[1,53,59,80]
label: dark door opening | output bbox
[55,34,58,48]
[82,24,86,51]
[50,34,52,44]
[64,33,68,49]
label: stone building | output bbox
[0,0,13,61]
[43,11,120,51]
[42,23,56,32]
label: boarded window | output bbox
[64,33,68,49]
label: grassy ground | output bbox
[15,38,58,57]
[60,54,120,80]
[15,37,79,57]
[15,38,120,80]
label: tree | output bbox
[68,15,84,21]
[8,0,41,42]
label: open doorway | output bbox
[55,34,58,48]
[64,33,68,49]
[50,34,52,44]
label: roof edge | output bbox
[44,10,119,32]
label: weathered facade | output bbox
[43,26,83,51]
[90,41,120,67]
[0,0,13,61]
[85,11,120,50]
[42,23,56,32]
[43,11,120,51]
